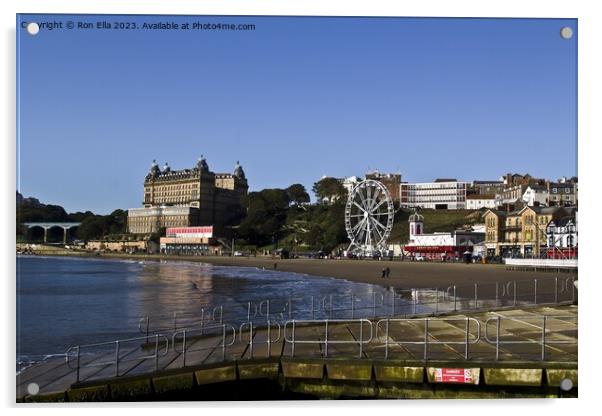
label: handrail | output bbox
[171,324,236,367]
[484,315,578,360]
[136,276,576,339]
[239,320,282,359]
[375,317,481,360]
[65,334,169,383]
[283,319,373,358]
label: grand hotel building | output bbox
[127,157,248,235]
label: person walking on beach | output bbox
[385,267,391,278]
[381,268,386,279]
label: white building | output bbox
[546,216,578,249]
[522,185,549,207]
[400,179,468,210]
[500,184,527,205]
[466,194,499,210]
[339,176,360,194]
[404,211,485,259]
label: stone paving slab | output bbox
[17,305,578,401]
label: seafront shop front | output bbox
[159,226,221,255]
[403,245,474,261]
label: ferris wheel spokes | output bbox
[344,179,394,257]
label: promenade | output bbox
[17,302,577,401]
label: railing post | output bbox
[571,276,576,304]
[413,290,418,315]
[423,319,429,361]
[115,341,120,377]
[219,305,223,325]
[200,309,205,335]
[247,302,251,322]
[182,330,187,368]
[495,317,501,361]
[554,277,559,304]
[249,322,254,359]
[325,320,329,358]
[359,321,364,358]
[534,279,538,304]
[464,318,469,360]
[154,334,159,372]
[267,322,271,357]
[222,324,226,361]
[75,346,80,383]
[495,282,499,307]
[385,320,390,360]
[541,316,547,361]
[474,284,478,310]
[453,286,457,312]
[291,320,296,357]
[513,280,517,307]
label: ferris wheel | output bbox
[344,179,395,257]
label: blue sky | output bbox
[17,15,577,214]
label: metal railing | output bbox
[137,276,576,338]
[375,317,481,360]
[171,324,236,368]
[239,320,282,359]
[283,319,373,358]
[65,334,169,383]
[139,305,226,338]
[484,315,578,361]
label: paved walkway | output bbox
[16,304,577,400]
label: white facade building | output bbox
[339,176,360,194]
[403,211,485,259]
[546,216,578,249]
[522,185,549,207]
[466,195,499,210]
[401,180,468,210]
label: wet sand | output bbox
[190,256,550,287]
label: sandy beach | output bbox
[26,250,575,299]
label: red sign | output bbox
[434,368,474,384]
[166,226,213,238]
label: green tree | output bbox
[237,189,290,246]
[312,177,346,204]
[76,216,107,241]
[286,184,310,205]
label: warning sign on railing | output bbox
[433,368,475,384]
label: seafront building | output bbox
[482,206,575,257]
[400,179,469,210]
[127,157,248,235]
[159,226,220,255]
[546,214,578,258]
[402,211,485,260]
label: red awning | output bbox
[404,246,470,253]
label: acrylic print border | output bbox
[4,0,596,414]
